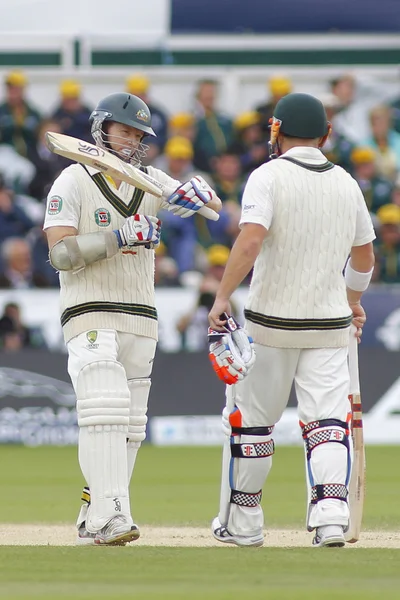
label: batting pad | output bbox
[126,378,151,481]
[127,378,151,442]
[76,361,132,532]
[302,419,351,531]
[76,360,130,428]
[218,392,273,538]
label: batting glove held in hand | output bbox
[115,214,161,248]
[166,175,214,218]
[208,314,256,385]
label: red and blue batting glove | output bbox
[166,176,214,218]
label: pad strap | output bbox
[302,419,349,459]
[304,428,349,455]
[231,425,274,436]
[302,419,348,434]
[230,489,262,507]
[311,483,348,504]
[231,440,274,458]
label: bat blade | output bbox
[345,334,365,543]
[45,131,219,220]
[45,132,164,197]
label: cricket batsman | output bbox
[43,92,221,545]
[208,93,375,548]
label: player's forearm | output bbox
[49,231,119,272]
[215,236,261,301]
[345,243,375,304]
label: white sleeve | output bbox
[43,169,82,230]
[353,187,376,247]
[239,165,274,231]
[145,165,181,210]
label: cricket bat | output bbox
[345,329,366,543]
[45,131,219,222]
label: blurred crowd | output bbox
[0,67,400,299]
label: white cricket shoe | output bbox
[212,517,264,547]
[77,521,96,546]
[94,515,140,546]
[312,525,345,548]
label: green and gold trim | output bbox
[280,157,334,172]
[61,301,157,328]
[83,165,149,218]
[81,487,91,504]
[245,309,352,331]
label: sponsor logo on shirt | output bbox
[243,204,256,211]
[94,208,111,227]
[48,196,63,215]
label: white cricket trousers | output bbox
[224,343,351,536]
[234,344,351,425]
[67,329,156,385]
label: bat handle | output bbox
[198,205,220,221]
[348,325,360,395]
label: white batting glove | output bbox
[208,314,256,385]
[166,175,214,218]
[115,214,161,248]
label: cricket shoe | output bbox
[94,515,140,546]
[212,517,264,547]
[77,521,96,546]
[312,525,345,548]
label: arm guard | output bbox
[49,231,119,272]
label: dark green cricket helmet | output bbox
[273,93,329,138]
[90,92,156,141]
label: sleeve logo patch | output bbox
[94,208,111,227]
[48,196,63,215]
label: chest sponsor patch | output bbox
[94,208,111,227]
[47,196,63,215]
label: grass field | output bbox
[0,445,399,599]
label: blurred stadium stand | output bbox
[171,0,400,33]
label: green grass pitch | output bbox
[0,445,399,599]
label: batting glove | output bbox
[115,214,161,248]
[208,314,256,385]
[166,175,214,218]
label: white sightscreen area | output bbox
[0,0,170,37]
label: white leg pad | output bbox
[77,361,130,427]
[76,361,132,532]
[218,391,274,538]
[302,419,351,530]
[226,432,274,537]
[127,378,151,481]
[127,378,150,442]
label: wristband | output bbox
[344,260,373,292]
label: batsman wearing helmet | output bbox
[208,93,375,548]
[43,92,221,546]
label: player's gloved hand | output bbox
[114,214,161,248]
[208,314,256,385]
[166,175,213,218]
